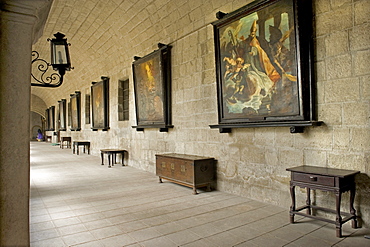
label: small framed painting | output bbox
[91,77,109,131]
[210,0,321,133]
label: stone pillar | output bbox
[0,1,52,246]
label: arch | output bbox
[31,125,42,140]
[31,94,47,117]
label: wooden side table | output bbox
[286,166,360,237]
[60,137,71,149]
[100,149,127,168]
[73,141,90,155]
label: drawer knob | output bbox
[309,176,317,181]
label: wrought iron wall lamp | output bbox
[31,32,73,87]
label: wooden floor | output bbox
[30,142,370,247]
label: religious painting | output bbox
[85,92,90,124]
[58,99,67,131]
[46,106,55,131]
[70,91,81,131]
[45,108,50,131]
[132,44,172,132]
[211,0,319,133]
[91,77,109,131]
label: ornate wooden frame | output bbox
[210,0,321,133]
[91,77,110,131]
[70,91,81,131]
[58,99,67,131]
[132,44,172,132]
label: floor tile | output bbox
[166,229,202,245]
[30,237,66,247]
[62,231,97,246]
[140,236,178,247]
[30,228,59,242]
[89,225,124,239]
[98,234,137,246]
[127,227,162,242]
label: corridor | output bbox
[30,142,369,246]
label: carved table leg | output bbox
[73,143,75,154]
[77,145,80,155]
[289,183,296,223]
[121,152,125,166]
[101,152,104,165]
[350,185,358,229]
[335,190,343,238]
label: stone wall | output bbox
[38,0,370,227]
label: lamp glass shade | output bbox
[52,44,68,65]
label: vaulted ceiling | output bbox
[31,0,238,110]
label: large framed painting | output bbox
[210,0,321,133]
[91,77,109,131]
[85,92,90,124]
[58,99,67,131]
[47,106,55,131]
[45,108,50,130]
[132,44,172,132]
[70,91,81,131]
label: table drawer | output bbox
[293,172,335,187]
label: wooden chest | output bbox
[155,153,215,194]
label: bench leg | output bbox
[108,154,112,168]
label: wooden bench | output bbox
[60,137,71,149]
[100,149,127,168]
[73,141,90,155]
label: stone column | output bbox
[0,1,52,246]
